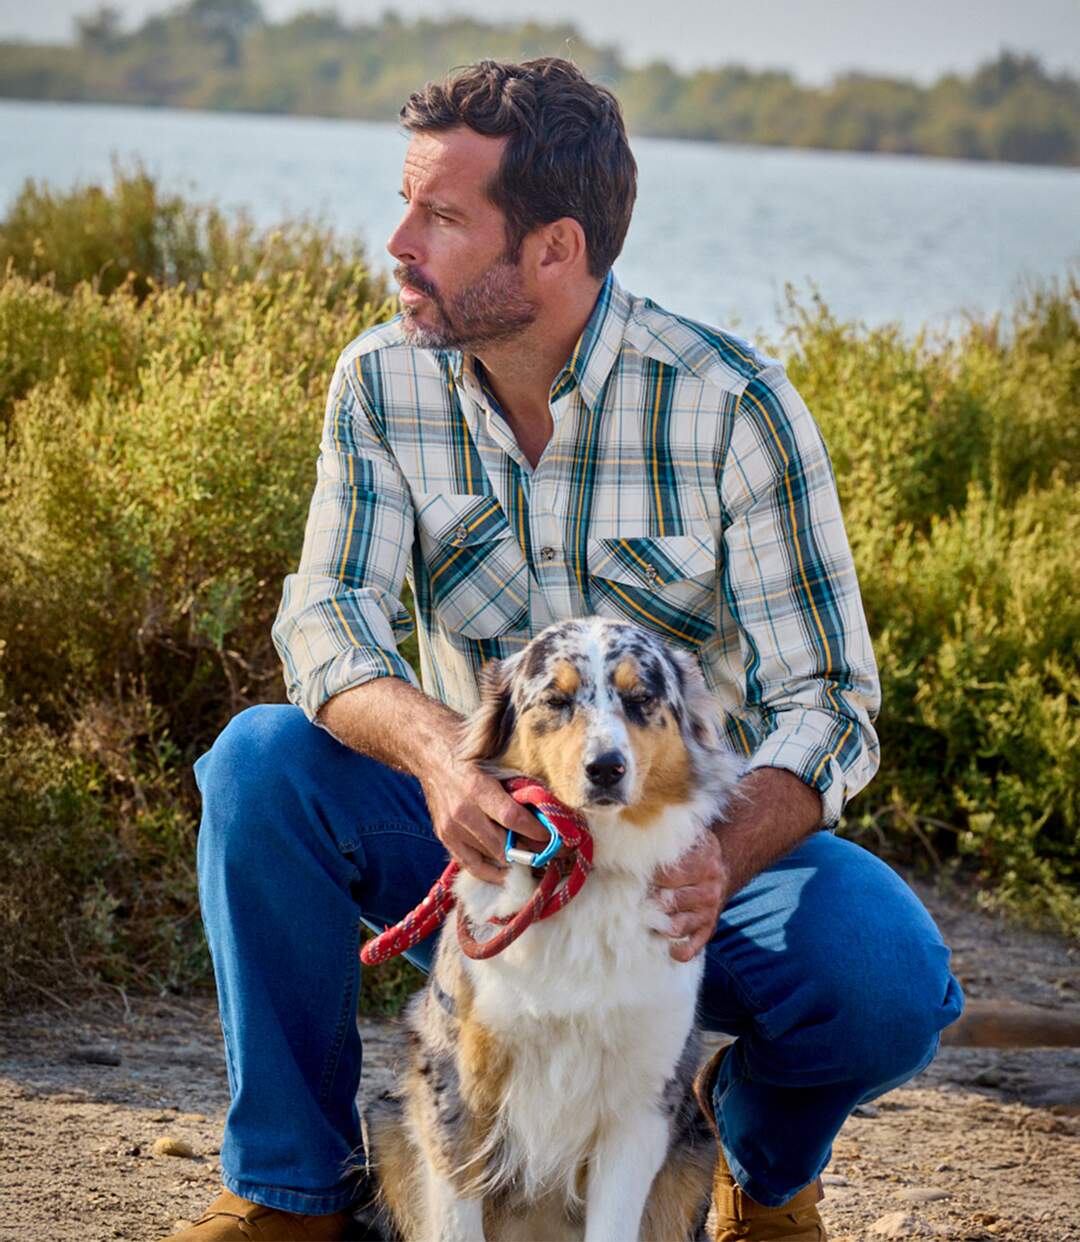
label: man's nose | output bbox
[386,211,422,266]
[585,751,627,789]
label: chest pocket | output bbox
[415,492,529,638]
[587,529,718,651]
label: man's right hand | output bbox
[318,677,551,884]
[419,761,550,885]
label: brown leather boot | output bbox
[157,1188,362,1241]
[693,1046,827,1242]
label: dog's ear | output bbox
[458,657,517,764]
[668,648,725,750]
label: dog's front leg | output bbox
[423,1166,486,1242]
[584,1110,668,1242]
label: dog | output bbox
[364,617,744,1242]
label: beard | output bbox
[394,252,538,351]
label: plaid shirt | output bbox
[272,271,880,826]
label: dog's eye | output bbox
[624,691,655,708]
[543,694,573,711]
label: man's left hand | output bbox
[650,768,824,962]
[652,830,731,963]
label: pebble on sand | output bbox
[870,1211,922,1238]
[897,1187,952,1204]
[152,1137,196,1159]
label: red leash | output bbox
[359,777,593,964]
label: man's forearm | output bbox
[317,676,462,781]
[712,767,823,899]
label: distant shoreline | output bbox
[1,8,1077,170]
[1,94,1077,177]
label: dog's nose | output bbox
[586,751,627,789]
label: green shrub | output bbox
[783,277,1080,934]
[0,160,387,306]
[0,275,145,433]
[860,481,1080,932]
[1,272,382,717]
[0,172,399,1005]
[0,701,206,1000]
[783,280,1080,534]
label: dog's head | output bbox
[459,618,734,822]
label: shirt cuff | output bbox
[745,729,848,829]
[292,647,420,725]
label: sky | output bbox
[1,0,1079,84]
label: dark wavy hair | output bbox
[399,57,637,280]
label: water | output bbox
[2,98,1078,341]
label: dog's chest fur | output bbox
[451,803,707,1201]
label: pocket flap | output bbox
[415,491,513,546]
[589,531,715,590]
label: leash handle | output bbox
[504,807,562,868]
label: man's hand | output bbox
[652,767,824,962]
[319,677,549,885]
[652,832,731,963]
[420,761,550,886]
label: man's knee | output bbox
[193,703,420,883]
[755,837,965,1087]
[778,908,964,1091]
[195,703,318,813]
[823,942,963,1086]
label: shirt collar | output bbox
[450,269,629,413]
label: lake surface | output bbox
[2,98,1078,342]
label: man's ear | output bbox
[534,216,588,275]
[458,657,517,763]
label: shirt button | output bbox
[454,524,469,545]
[540,546,556,562]
[644,564,660,583]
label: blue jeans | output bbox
[193,703,964,1214]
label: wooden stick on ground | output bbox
[941,999,1080,1048]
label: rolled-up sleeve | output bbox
[271,352,419,723]
[719,363,880,827]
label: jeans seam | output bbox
[319,912,362,1108]
[713,1041,803,1207]
[337,822,442,855]
[201,935,241,1096]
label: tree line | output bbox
[0,0,1078,166]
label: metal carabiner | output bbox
[504,807,562,869]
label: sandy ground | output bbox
[1,871,1078,1242]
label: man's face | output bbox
[386,127,539,351]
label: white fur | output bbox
[425,1170,487,1242]
[449,791,719,1228]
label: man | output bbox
[176,58,963,1242]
